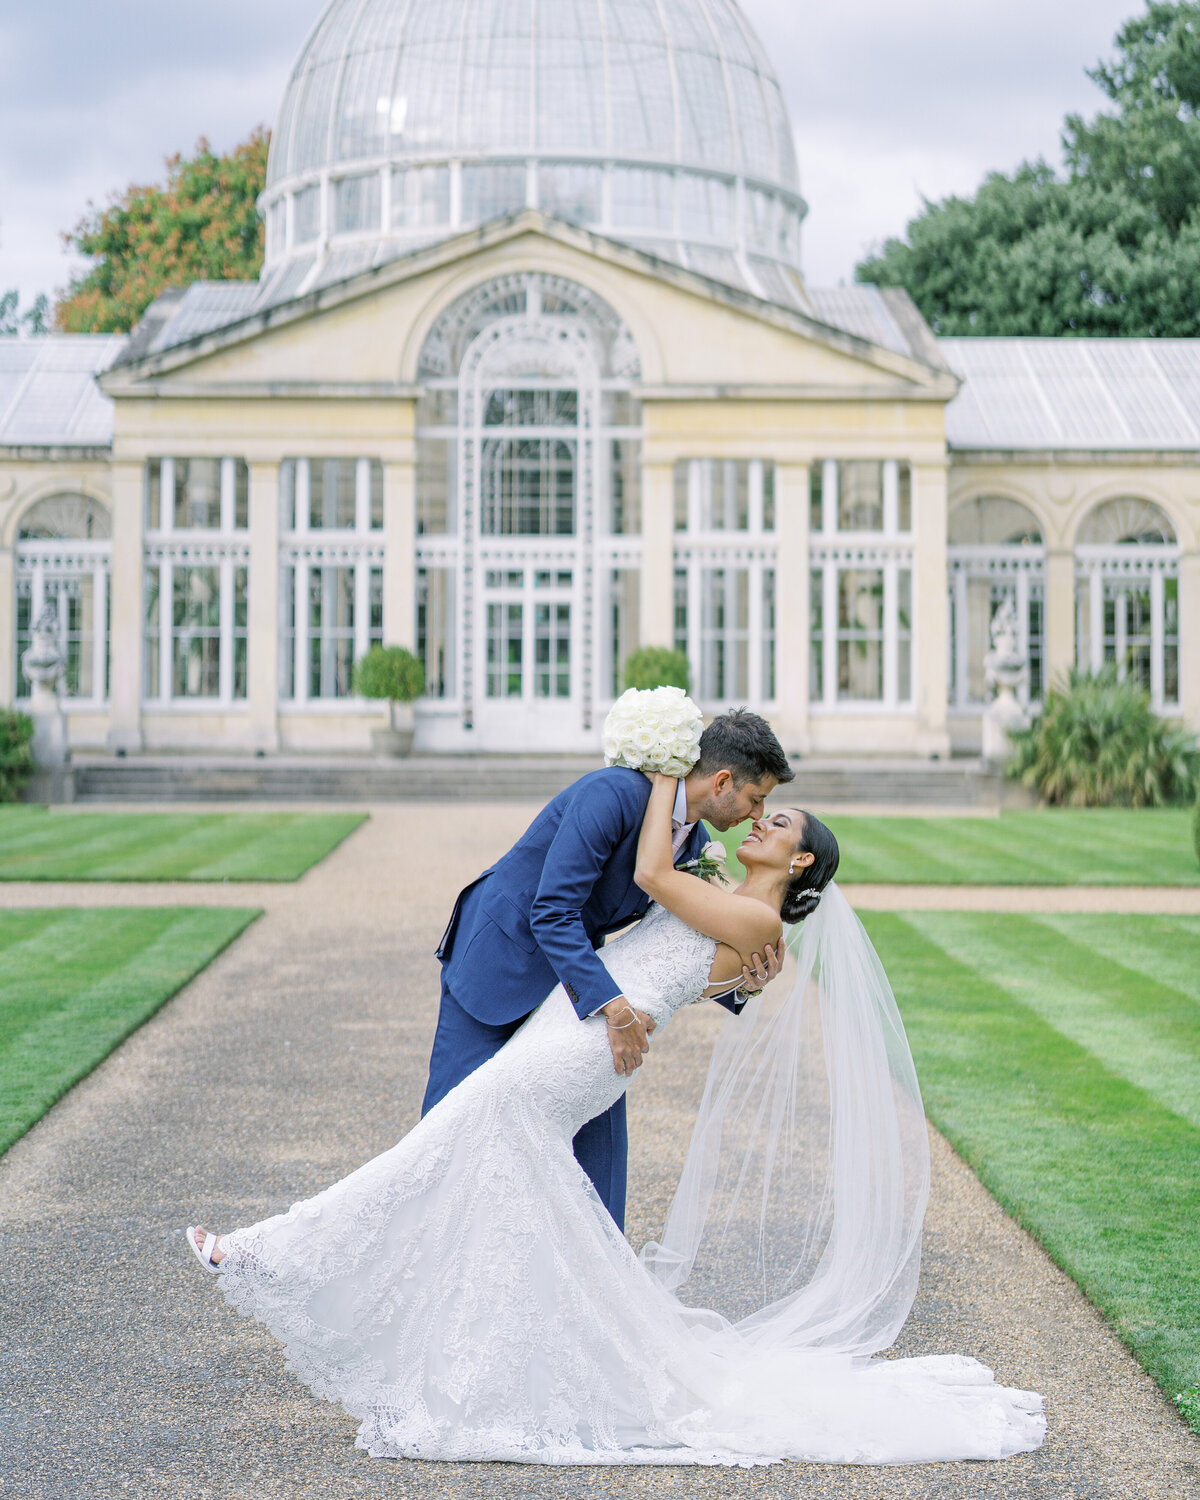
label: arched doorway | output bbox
[415,274,642,750]
[948,495,1045,710]
[1075,497,1179,711]
[15,494,111,703]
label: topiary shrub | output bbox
[623,647,690,693]
[0,711,34,803]
[1008,667,1196,807]
[352,646,425,727]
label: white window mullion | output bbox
[822,563,837,706]
[953,568,969,707]
[747,559,763,706]
[883,561,899,707]
[218,556,234,704]
[93,565,108,703]
[295,560,310,705]
[160,559,174,702]
[1015,570,1030,708]
[1089,570,1103,673]
[1150,570,1165,710]
[687,559,702,698]
[354,560,371,665]
[161,458,175,535]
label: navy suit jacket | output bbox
[437,767,720,1027]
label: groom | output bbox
[424,708,795,1231]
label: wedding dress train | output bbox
[214,899,1045,1465]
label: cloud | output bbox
[0,0,1145,301]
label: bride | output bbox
[186,771,1045,1466]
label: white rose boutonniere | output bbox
[683,839,727,884]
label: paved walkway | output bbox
[1,804,1197,1499]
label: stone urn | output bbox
[981,596,1029,768]
[19,605,74,802]
[370,704,415,758]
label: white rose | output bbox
[702,840,727,864]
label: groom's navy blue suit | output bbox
[424,767,736,1230]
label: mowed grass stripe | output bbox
[1035,914,1200,1010]
[861,911,1200,1402]
[900,912,1200,1130]
[825,808,1198,886]
[0,907,259,1154]
[0,809,366,882]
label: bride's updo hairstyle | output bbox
[782,813,839,924]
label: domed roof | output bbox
[260,0,808,311]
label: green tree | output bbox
[857,2,1200,336]
[57,130,269,334]
[1,291,50,336]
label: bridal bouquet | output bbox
[602,686,703,778]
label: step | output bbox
[71,755,1020,808]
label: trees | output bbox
[857,2,1200,336]
[0,291,50,336]
[56,131,269,334]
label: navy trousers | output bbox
[421,972,629,1232]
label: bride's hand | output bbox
[646,771,676,791]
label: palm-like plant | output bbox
[1009,667,1196,807]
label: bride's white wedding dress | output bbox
[214,900,1045,1466]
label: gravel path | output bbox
[1,804,1197,1499]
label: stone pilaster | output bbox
[913,461,950,757]
[384,457,417,649]
[106,460,144,751]
[639,461,674,650]
[1044,546,1077,693]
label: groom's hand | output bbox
[601,997,656,1076]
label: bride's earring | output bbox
[788,859,797,875]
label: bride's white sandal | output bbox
[185,1225,225,1272]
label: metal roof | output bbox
[941,337,1200,450]
[808,286,913,358]
[0,335,126,448]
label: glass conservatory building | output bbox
[1,0,1198,758]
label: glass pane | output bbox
[309,566,356,699]
[233,566,248,700]
[369,460,384,530]
[369,568,384,646]
[809,462,823,532]
[678,174,732,239]
[610,439,641,535]
[674,464,689,532]
[280,567,295,700]
[416,437,455,534]
[762,463,776,531]
[391,165,451,230]
[145,461,161,530]
[172,566,221,698]
[763,568,776,700]
[612,167,674,232]
[534,601,571,698]
[418,567,455,698]
[333,172,382,235]
[1029,589,1045,702]
[15,583,32,697]
[538,164,603,225]
[837,462,884,532]
[809,567,823,701]
[481,437,575,536]
[309,459,357,529]
[234,461,249,530]
[609,568,640,696]
[280,459,297,532]
[462,163,526,223]
[143,567,160,698]
[837,568,884,700]
[898,463,913,532]
[294,185,321,245]
[897,569,913,703]
[483,389,578,426]
[174,459,222,530]
[673,568,688,661]
[486,601,523,698]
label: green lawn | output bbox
[0,907,259,1154]
[860,910,1200,1421]
[709,807,1199,885]
[0,808,366,881]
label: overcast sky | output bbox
[0,0,1140,308]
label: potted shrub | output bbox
[353,646,425,757]
[622,647,690,693]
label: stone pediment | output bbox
[99,213,958,405]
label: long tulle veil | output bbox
[640,883,930,1357]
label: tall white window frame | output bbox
[142,458,250,709]
[15,496,111,706]
[808,460,915,713]
[278,458,385,708]
[672,459,778,712]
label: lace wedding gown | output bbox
[215,903,1045,1466]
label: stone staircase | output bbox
[72,754,1024,808]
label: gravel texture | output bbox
[0,802,1197,1499]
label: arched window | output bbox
[15,494,111,702]
[411,272,643,749]
[947,496,1045,710]
[1075,497,1179,710]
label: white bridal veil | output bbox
[640,883,931,1358]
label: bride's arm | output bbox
[635,774,780,958]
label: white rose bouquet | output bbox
[602,686,703,778]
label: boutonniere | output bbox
[683,839,728,884]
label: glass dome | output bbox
[261,0,808,309]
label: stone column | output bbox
[106,459,144,751]
[639,461,674,649]
[1044,546,1076,693]
[247,461,280,751]
[383,457,417,649]
[1179,548,1200,735]
[774,463,810,755]
[913,461,950,757]
[0,543,13,709]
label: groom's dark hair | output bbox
[695,708,794,786]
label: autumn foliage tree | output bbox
[56,130,270,334]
